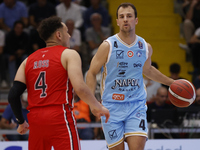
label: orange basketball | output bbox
[168,79,196,108]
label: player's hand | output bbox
[90,103,110,123]
[17,120,29,135]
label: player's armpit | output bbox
[89,41,110,75]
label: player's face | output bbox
[61,22,71,47]
[116,6,138,33]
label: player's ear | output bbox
[135,17,138,25]
[116,19,119,26]
[56,31,62,40]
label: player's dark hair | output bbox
[37,16,63,41]
[170,63,181,74]
[116,3,137,18]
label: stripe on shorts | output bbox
[124,132,148,138]
[63,104,73,150]
[63,104,81,150]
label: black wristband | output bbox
[8,81,27,124]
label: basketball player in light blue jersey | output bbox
[86,3,174,150]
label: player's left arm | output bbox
[143,43,174,86]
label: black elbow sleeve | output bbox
[8,81,27,124]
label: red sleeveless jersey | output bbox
[25,45,73,110]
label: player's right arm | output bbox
[8,59,29,135]
[62,49,110,122]
[86,41,110,94]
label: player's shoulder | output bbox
[139,37,151,50]
[102,34,116,46]
[97,41,110,52]
[147,43,152,50]
[63,48,78,54]
[62,48,80,59]
[106,34,117,40]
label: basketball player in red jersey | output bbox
[8,16,110,150]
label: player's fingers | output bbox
[24,128,29,132]
[19,128,28,135]
[22,129,28,135]
[104,112,110,123]
[18,130,24,135]
[17,129,22,134]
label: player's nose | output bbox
[123,16,128,21]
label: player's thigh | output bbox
[109,142,124,150]
[126,136,146,150]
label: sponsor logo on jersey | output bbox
[108,129,118,140]
[128,93,139,99]
[116,50,124,59]
[111,78,140,89]
[127,51,134,57]
[112,93,125,100]
[117,69,126,77]
[133,61,142,69]
[138,41,143,49]
[117,62,128,68]
[136,51,142,57]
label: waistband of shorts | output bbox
[102,99,146,104]
[28,104,71,111]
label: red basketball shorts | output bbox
[27,104,80,150]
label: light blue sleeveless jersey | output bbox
[101,34,148,102]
